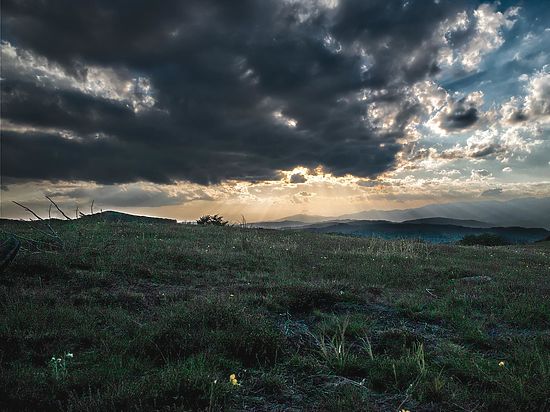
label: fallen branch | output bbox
[425,288,438,298]
[27,224,63,241]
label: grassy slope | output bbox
[1,221,549,411]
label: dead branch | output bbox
[12,201,64,248]
[13,200,44,222]
[45,196,72,220]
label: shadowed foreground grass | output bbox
[1,220,549,411]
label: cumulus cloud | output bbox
[459,4,519,70]
[471,168,491,179]
[436,3,519,71]
[481,187,503,196]
[413,81,492,136]
[524,71,550,120]
[429,90,486,132]
[358,179,388,187]
[404,123,544,173]
[441,100,479,130]
[502,70,550,123]
[289,173,308,184]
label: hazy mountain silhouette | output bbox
[253,197,550,242]
[337,197,550,228]
[402,217,493,228]
[265,197,550,229]
[273,214,333,223]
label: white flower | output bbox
[66,353,74,358]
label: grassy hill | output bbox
[1,220,549,411]
[79,210,177,224]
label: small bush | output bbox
[458,233,509,246]
[196,214,228,226]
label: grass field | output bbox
[1,220,549,411]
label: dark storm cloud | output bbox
[507,110,529,123]
[437,142,505,161]
[1,0,474,185]
[1,80,144,139]
[330,0,467,84]
[289,173,307,184]
[469,143,504,158]
[46,186,213,208]
[440,98,480,130]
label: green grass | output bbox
[1,220,549,411]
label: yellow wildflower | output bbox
[229,373,239,386]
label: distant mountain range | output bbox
[337,197,550,229]
[273,214,332,223]
[252,197,550,243]
[256,197,550,229]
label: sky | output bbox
[1,0,549,222]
